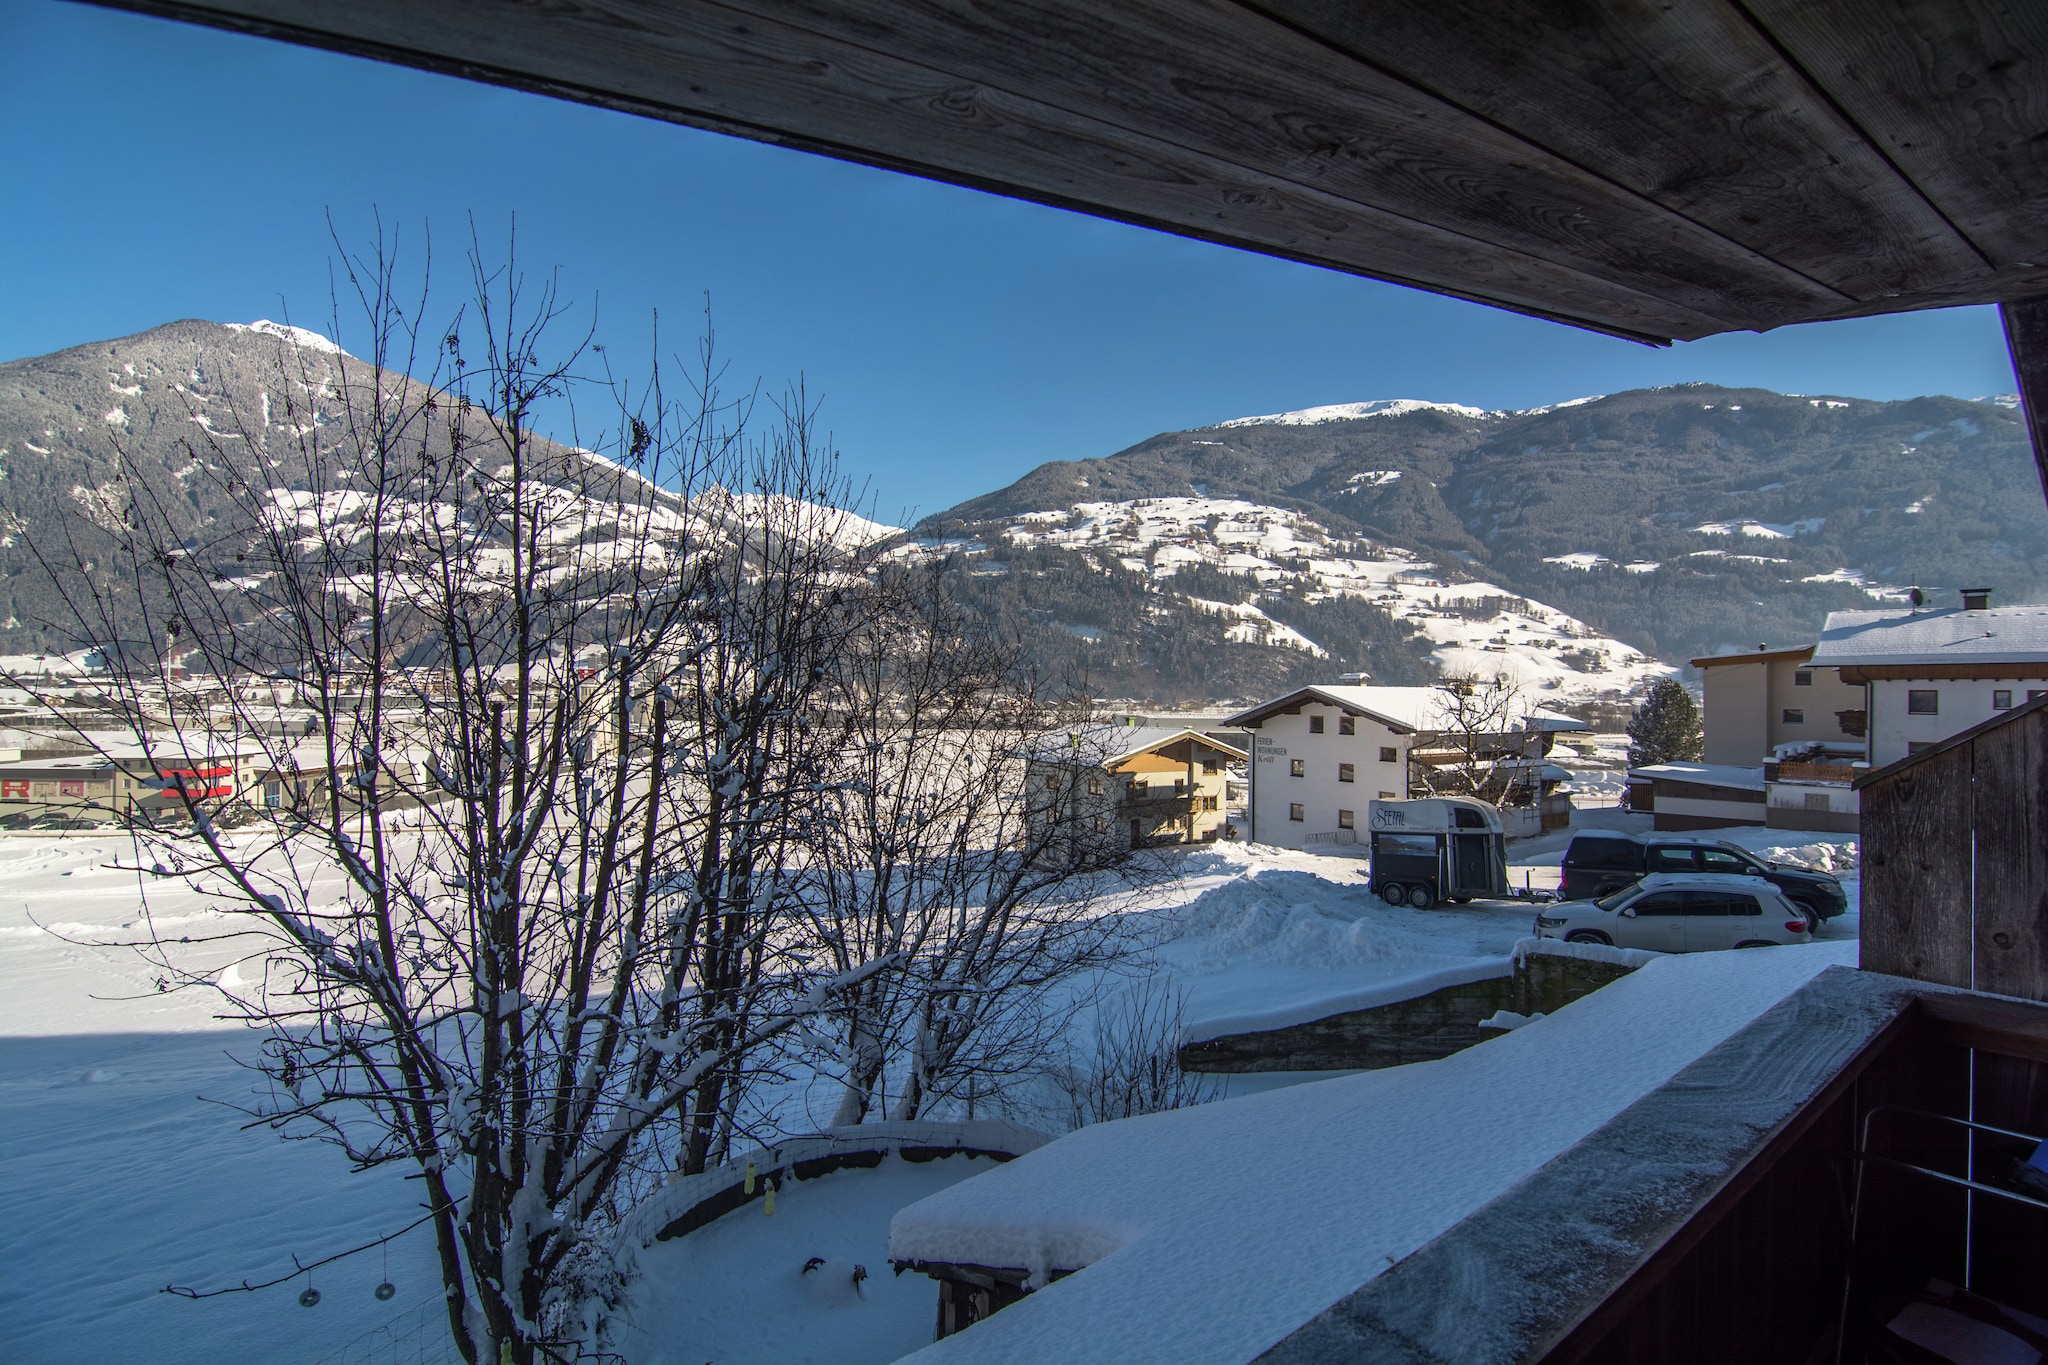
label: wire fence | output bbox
[312,1302,465,1365]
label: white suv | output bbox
[1531,873,1813,952]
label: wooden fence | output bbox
[1856,694,2048,1002]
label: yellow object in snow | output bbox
[764,1180,776,1216]
[744,1161,756,1194]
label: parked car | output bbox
[1532,874,1814,952]
[1560,831,1849,921]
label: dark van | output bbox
[1560,831,1848,921]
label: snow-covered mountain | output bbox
[929,384,2048,696]
[934,496,1666,699]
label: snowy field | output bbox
[0,819,1860,1364]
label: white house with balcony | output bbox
[1809,589,2048,769]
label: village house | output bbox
[1225,684,1585,849]
[1810,589,2048,768]
[1022,725,1244,855]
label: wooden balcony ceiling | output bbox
[105,1,2048,344]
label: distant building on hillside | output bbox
[1810,589,2048,768]
[1022,725,1244,856]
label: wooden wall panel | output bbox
[1973,704,2047,1001]
[1860,745,1974,988]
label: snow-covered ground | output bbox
[0,816,1861,1364]
[984,496,1670,700]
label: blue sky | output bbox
[1,0,2023,521]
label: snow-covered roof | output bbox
[1626,761,1766,791]
[1032,725,1247,767]
[888,942,1856,1364]
[1225,684,1582,736]
[1223,684,1438,733]
[1809,603,2048,668]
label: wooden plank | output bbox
[1860,743,1974,988]
[95,0,1731,343]
[2003,296,2048,505]
[1744,0,2048,268]
[732,0,1847,327]
[1253,0,1985,303]
[1914,989,2048,1063]
[1972,702,2048,1001]
[87,0,2048,338]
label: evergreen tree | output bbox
[1628,679,1705,765]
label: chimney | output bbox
[1961,587,1992,612]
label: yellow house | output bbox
[1024,726,1246,855]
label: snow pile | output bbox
[1157,867,1544,1045]
[889,943,1859,1365]
[613,1147,1015,1365]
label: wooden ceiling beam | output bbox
[1250,0,1990,304]
[80,0,2048,344]
[728,0,1848,329]
[1743,0,2048,270]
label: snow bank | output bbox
[889,941,1858,1365]
[1181,957,1512,1045]
[1511,935,1661,970]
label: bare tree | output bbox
[1047,973,1218,1129]
[5,231,897,1364]
[790,563,1152,1128]
[1411,672,1534,803]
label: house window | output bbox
[1087,777,1103,795]
[1794,670,1813,686]
[1907,689,1939,715]
[1174,779,1187,796]
[1202,760,1219,774]
[1993,690,2013,709]
[1200,795,1218,811]
[1379,747,1397,764]
[1290,759,1305,778]
[1309,715,1325,734]
[60,780,84,798]
[1379,790,1397,799]
[1289,803,1305,822]
[1338,716,1355,735]
[264,780,282,809]
[1338,763,1355,783]
[1782,709,1804,725]
[1804,793,1830,811]
[1337,808,1354,829]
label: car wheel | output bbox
[1565,930,1611,946]
[1407,884,1436,910]
[1378,882,1405,906]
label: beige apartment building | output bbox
[1691,646,1866,765]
